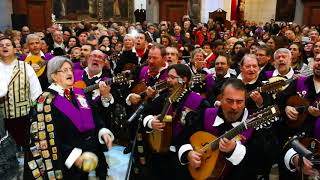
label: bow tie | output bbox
[64,88,72,101]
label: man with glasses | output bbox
[25,56,114,179]
[255,46,274,80]
[140,64,208,180]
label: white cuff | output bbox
[125,93,134,106]
[226,141,246,165]
[98,128,115,144]
[101,94,114,107]
[65,148,82,169]
[284,148,298,172]
[178,144,193,165]
[143,115,154,129]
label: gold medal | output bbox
[55,170,63,179]
[139,157,146,165]
[137,133,142,141]
[45,159,53,170]
[32,168,40,178]
[49,132,54,139]
[137,146,144,153]
[45,114,52,122]
[47,170,55,179]
[28,160,37,170]
[37,114,44,121]
[37,103,43,112]
[49,139,55,146]
[52,153,58,160]
[52,146,57,153]
[42,92,49,97]
[38,131,46,140]
[31,122,38,133]
[47,124,54,132]
[42,150,50,158]
[35,142,40,149]
[38,122,45,131]
[30,146,40,157]
[44,105,51,113]
[40,140,48,150]
[46,97,52,104]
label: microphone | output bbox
[289,136,313,159]
[128,102,147,123]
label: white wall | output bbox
[294,0,304,25]
[0,0,12,31]
[244,0,277,24]
[146,0,159,23]
[200,0,224,23]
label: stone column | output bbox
[146,0,159,23]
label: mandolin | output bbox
[286,95,320,129]
[73,73,132,93]
[189,105,280,180]
[24,55,47,77]
[148,85,188,153]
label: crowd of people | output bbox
[1,14,320,180]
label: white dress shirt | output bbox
[0,59,42,101]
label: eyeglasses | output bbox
[167,74,180,79]
[90,54,105,60]
[57,68,73,74]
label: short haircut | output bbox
[215,50,231,65]
[47,56,73,83]
[150,43,166,57]
[190,48,205,61]
[240,54,258,66]
[221,78,247,95]
[274,48,292,60]
[166,47,178,56]
[26,34,41,44]
[167,64,192,82]
[0,37,15,48]
[257,45,273,57]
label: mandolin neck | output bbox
[207,122,247,151]
[83,78,113,93]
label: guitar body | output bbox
[148,120,172,153]
[24,55,47,77]
[189,131,228,180]
[286,95,310,128]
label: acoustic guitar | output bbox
[73,73,132,93]
[189,105,280,180]
[285,95,320,128]
[148,85,188,153]
[24,55,47,77]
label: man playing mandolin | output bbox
[140,64,209,180]
[178,78,255,179]
[283,53,320,179]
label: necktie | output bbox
[64,88,72,101]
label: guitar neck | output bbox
[38,60,47,67]
[139,81,167,97]
[158,99,172,122]
[210,122,247,150]
[83,78,113,93]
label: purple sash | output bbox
[264,70,273,79]
[205,74,215,93]
[172,92,204,137]
[53,88,95,132]
[139,66,168,84]
[73,69,84,82]
[204,108,253,144]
